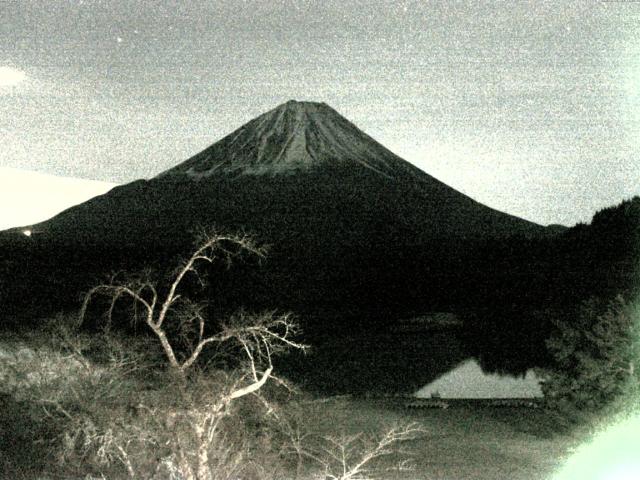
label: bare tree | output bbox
[77,232,307,480]
[275,400,425,480]
[318,423,425,480]
[79,232,302,373]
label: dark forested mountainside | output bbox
[460,196,640,375]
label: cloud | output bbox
[0,168,117,230]
[0,66,26,87]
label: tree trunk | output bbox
[176,446,196,480]
[195,423,212,480]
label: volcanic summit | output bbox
[159,100,425,179]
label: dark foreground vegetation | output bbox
[3,305,636,479]
[1,234,429,480]
[0,317,587,480]
[1,196,638,376]
[0,197,639,478]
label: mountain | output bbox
[1,100,555,327]
[29,101,545,243]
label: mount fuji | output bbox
[1,100,554,325]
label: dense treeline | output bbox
[461,196,639,375]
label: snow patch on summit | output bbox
[159,100,422,180]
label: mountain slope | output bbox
[2,100,552,324]
[34,100,544,244]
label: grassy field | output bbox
[292,396,582,480]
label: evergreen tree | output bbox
[540,295,639,413]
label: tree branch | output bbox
[228,366,273,400]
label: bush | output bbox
[1,317,293,479]
[0,316,158,478]
[1,322,424,479]
[538,295,640,423]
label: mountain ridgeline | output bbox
[1,101,638,391]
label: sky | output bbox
[0,167,115,230]
[1,0,639,228]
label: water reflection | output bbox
[280,323,547,396]
[415,358,543,399]
[280,331,468,394]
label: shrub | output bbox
[1,317,295,479]
[538,295,640,422]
